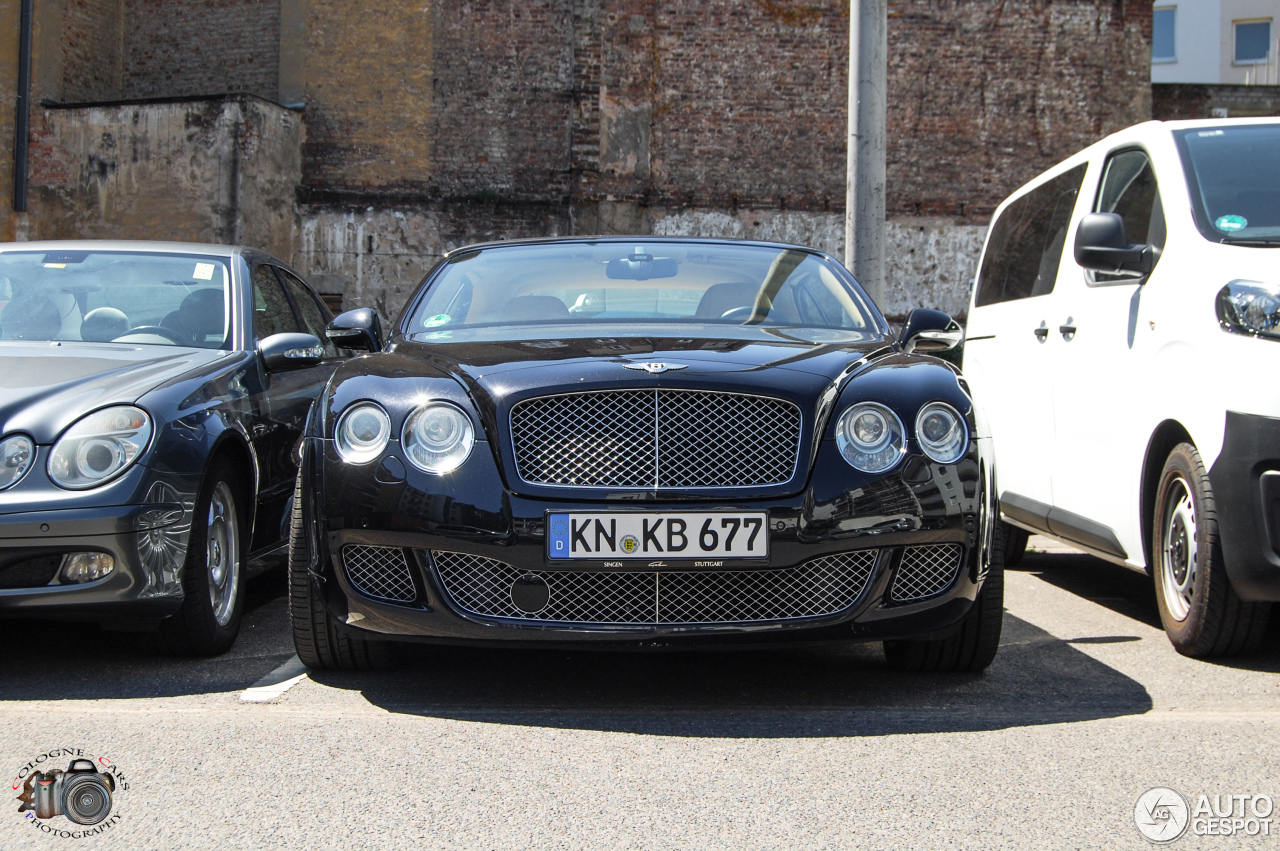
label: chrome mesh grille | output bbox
[342,545,417,603]
[431,550,877,625]
[509,389,802,489]
[890,544,964,602]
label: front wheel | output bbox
[1152,443,1270,657]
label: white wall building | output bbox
[1153,0,1280,84]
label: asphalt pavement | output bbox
[2,538,1278,850]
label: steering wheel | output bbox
[112,325,190,345]
[719,306,756,321]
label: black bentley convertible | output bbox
[0,240,342,654]
[293,238,1002,671]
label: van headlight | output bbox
[48,406,152,489]
[916,402,969,464]
[1217,280,1280,340]
[836,402,905,473]
[335,403,392,464]
[402,402,474,474]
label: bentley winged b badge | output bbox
[624,362,688,374]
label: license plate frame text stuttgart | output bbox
[546,511,769,561]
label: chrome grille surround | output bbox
[890,544,964,602]
[509,389,802,490]
[342,545,417,603]
[430,549,878,625]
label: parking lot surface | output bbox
[3,539,1278,850]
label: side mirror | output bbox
[259,332,324,372]
[1073,212,1156,276]
[325,307,383,352]
[899,308,964,355]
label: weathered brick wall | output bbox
[0,0,18,240]
[1153,83,1280,119]
[121,0,281,101]
[60,0,124,102]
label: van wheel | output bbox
[1152,443,1270,657]
[1001,521,1029,567]
[159,461,246,656]
[288,474,397,671]
[883,525,1005,673]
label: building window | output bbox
[1234,20,1272,65]
[1153,7,1176,62]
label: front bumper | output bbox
[305,435,995,646]
[1209,411,1280,601]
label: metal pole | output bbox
[13,0,33,212]
[844,0,886,306]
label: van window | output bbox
[1096,149,1166,248]
[975,163,1087,307]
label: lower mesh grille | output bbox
[890,544,964,602]
[342,545,417,603]
[0,555,62,588]
[430,550,878,625]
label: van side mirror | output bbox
[899,308,963,355]
[1073,213,1156,276]
[325,307,383,352]
[259,332,324,372]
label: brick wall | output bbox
[60,0,124,102]
[1153,83,1280,119]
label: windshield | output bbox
[406,242,880,339]
[0,250,232,348]
[1174,124,1280,244]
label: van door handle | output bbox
[1033,322,1049,340]
[1059,318,1077,341]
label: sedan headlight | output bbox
[48,406,152,489]
[336,403,392,464]
[916,402,969,464]
[0,435,35,490]
[1217,280,1280,340]
[403,402,474,474]
[835,402,905,473]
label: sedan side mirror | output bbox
[899,308,963,355]
[325,307,383,352]
[1073,212,1156,276]
[259,332,324,372]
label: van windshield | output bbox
[1174,124,1280,245]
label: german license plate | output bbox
[547,512,769,560]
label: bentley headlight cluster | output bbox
[403,403,474,474]
[1217,280,1280,341]
[916,402,969,464]
[0,435,35,490]
[336,403,392,464]
[836,403,905,473]
[48,406,152,489]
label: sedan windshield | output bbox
[1174,124,1280,244]
[0,250,232,348]
[407,242,879,338]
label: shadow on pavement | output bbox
[308,612,1153,737]
[0,568,294,700]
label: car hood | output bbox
[0,342,231,443]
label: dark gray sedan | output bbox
[0,241,343,654]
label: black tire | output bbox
[288,473,397,670]
[1001,521,1029,567]
[159,460,247,656]
[1152,443,1270,658]
[883,525,1006,673]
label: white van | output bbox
[963,118,1279,657]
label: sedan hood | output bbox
[0,342,231,442]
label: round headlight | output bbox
[916,402,969,464]
[835,402,905,473]
[403,402,474,474]
[48,406,152,489]
[336,403,391,464]
[0,435,35,490]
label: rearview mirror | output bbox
[325,307,383,352]
[605,254,679,280]
[259,332,324,372]
[1073,212,1156,277]
[899,308,963,355]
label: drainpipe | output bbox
[12,0,33,211]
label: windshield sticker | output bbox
[192,263,215,280]
[422,314,451,328]
[42,263,66,269]
[1215,214,1248,232]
